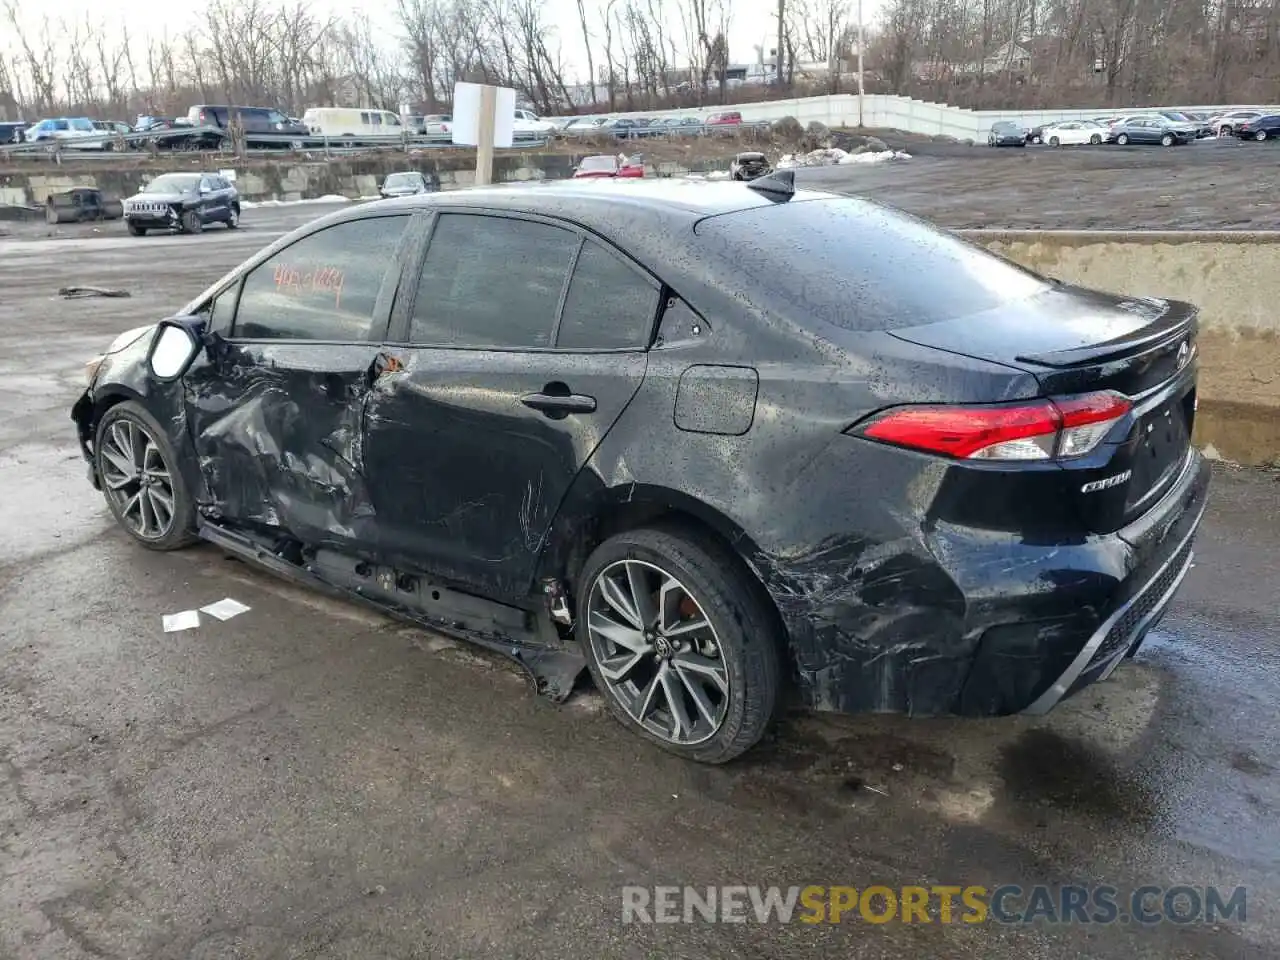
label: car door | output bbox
[182,211,418,550]
[361,210,658,601]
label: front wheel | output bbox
[577,527,782,763]
[1048,136,1060,147]
[1090,134,1101,145]
[1116,133,1130,145]
[181,210,203,234]
[226,204,240,228]
[126,220,147,236]
[94,401,197,551]
[1161,133,1175,147]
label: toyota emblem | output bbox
[1176,341,1189,369]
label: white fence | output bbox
[596,93,1253,141]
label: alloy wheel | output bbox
[586,559,730,746]
[98,418,177,540]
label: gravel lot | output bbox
[801,136,1280,230]
[0,179,1277,958]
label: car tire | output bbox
[576,526,783,764]
[226,204,240,228]
[1048,136,1060,147]
[1116,133,1130,145]
[126,220,147,236]
[1090,134,1101,145]
[1256,130,1268,141]
[181,210,203,234]
[1161,133,1175,146]
[94,401,197,551]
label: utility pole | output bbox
[856,0,865,128]
[776,0,785,90]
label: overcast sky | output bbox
[9,0,885,84]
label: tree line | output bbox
[1,0,1277,123]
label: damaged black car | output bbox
[123,172,240,236]
[72,175,1209,763]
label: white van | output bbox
[301,107,404,138]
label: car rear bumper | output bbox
[761,443,1210,718]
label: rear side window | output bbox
[557,242,660,349]
[231,215,409,341]
[409,214,577,348]
[694,198,1050,331]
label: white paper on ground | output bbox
[200,598,252,621]
[162,610,201,632]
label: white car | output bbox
[513,108,555,135]
[24,117,106,149]
[1211,110,1263,136]
[1041,120,1108,146]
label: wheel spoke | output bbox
[674,661,720,727]
[588,610,650,654]
[671,651,729,693]
[658,666,694,741]
[627,562,658,628]
[629,667,663,722]
[657,576,683,634]
[598,650,644,683]
[598,573,642,629]
[101,446,135,480]
[122,491,143,531]
[663,617,711,639]
[148,487,174,528]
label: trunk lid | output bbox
[890,284,1199,531]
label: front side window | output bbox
[232,215,409,341]
[409,214,577,348]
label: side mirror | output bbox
[148,318,203,382]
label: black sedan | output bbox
[1110,118,1193,146]
[987,121,1027,146]
[1235,114,1280,141]
[71,176,1209,763]
[122,172,240,235]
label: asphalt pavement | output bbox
[0,206,1276,959]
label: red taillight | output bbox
[856,391,1132,461]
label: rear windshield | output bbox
[693,197,1051,331]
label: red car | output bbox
[706,111,743,126]
[572,154,644,178]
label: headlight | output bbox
[105,324,155,355]
[85,355,106,385]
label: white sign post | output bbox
[452,81,516,186]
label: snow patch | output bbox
[776,148,911,169]
[240,194,353,209]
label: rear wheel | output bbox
[227,204,240,228]
[126,220,147,236]
[577,527,782,763]
[1048,136,1060,147]
[1089,134,1101,145]
[94,401,196,551]
[1256,130,1268,141]
[181,210,203,234]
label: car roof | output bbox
[362,179,840,241]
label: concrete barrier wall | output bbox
[599,93,1244,141]
[961,230,1280,464]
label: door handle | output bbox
[521,389,597,416]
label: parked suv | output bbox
[122,172,241,235]
[187,105,310,147]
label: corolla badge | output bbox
[1081,470,1132,494]
[1176,341,1190,370]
